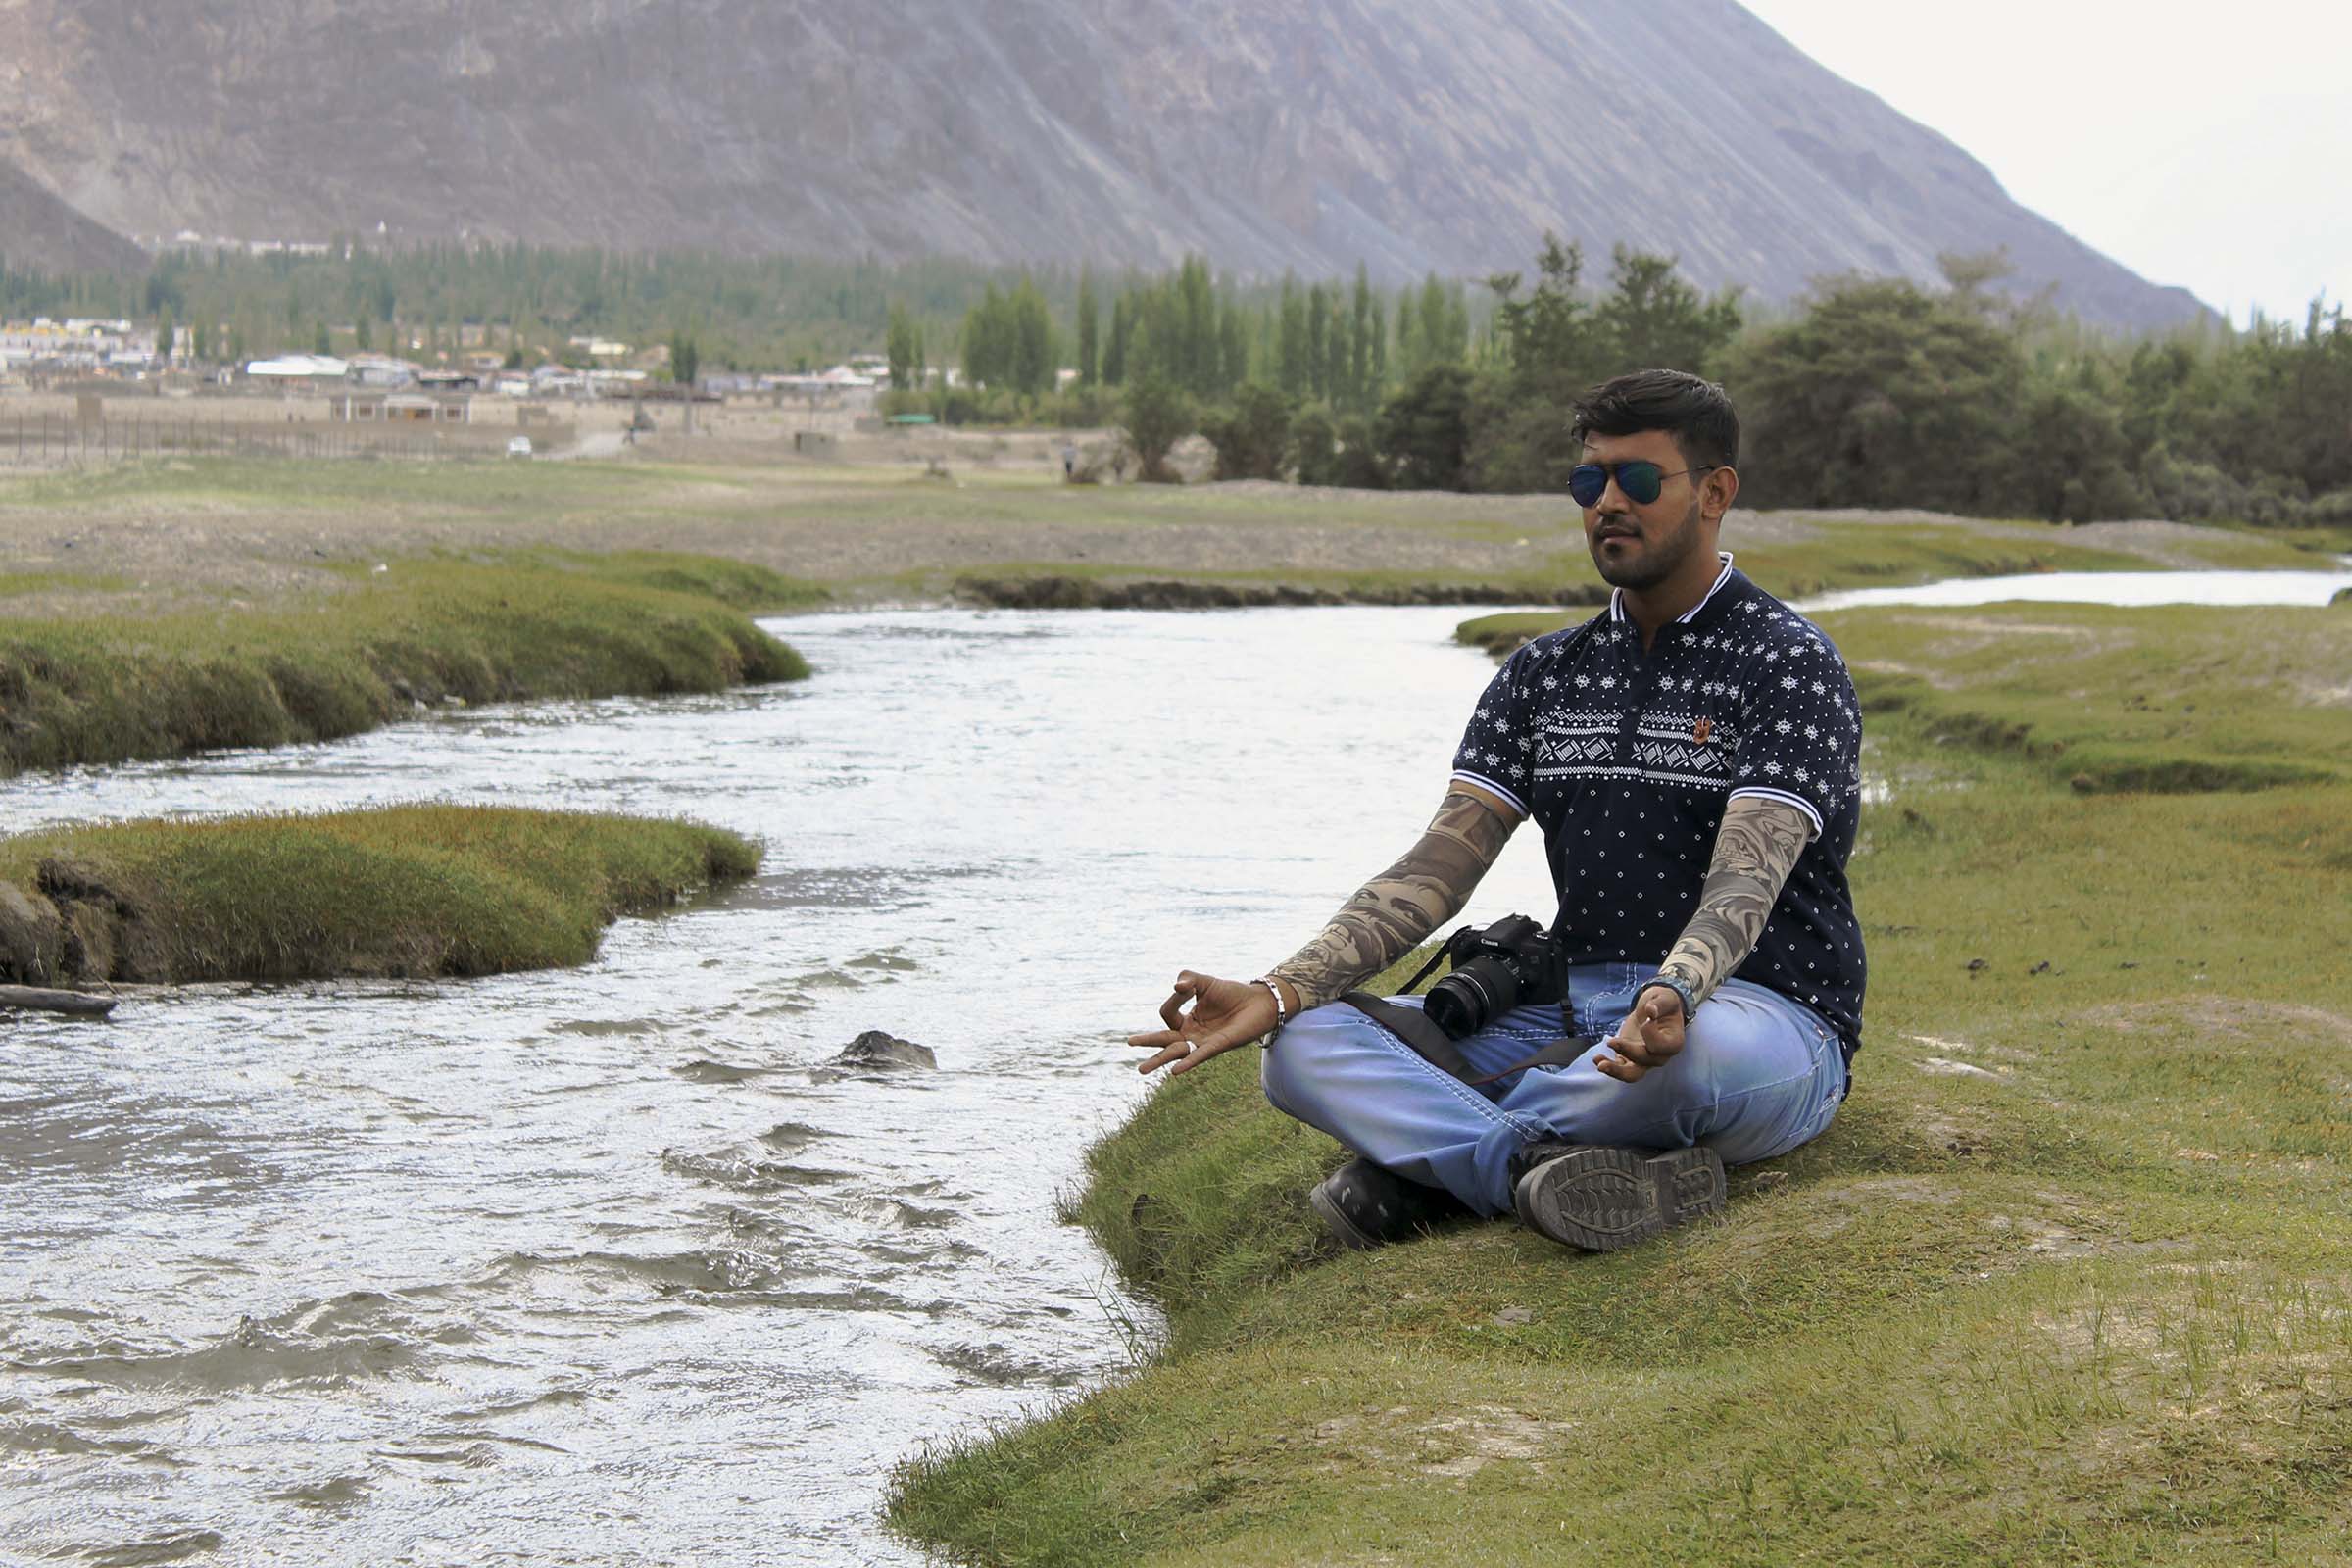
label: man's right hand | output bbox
[1129,970,1281,1076]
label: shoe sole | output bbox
[1512,1145,1726,1251]
[1308,1179,1384,1251]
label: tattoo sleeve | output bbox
[1265,791,1517,1012]
[1656,795,1814,1006]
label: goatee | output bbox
[1592,500,1703,591]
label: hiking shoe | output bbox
[1308,1156,1473,1250]
[1509,1143,1725,1251]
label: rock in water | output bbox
[830,1031,937,1071]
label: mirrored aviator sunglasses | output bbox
[1568,461,1715,508]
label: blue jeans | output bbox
[1261,962,1848,1216]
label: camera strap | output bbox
[1338,992,1596,1088]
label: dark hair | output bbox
[1570,369,1739,471]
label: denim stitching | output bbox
[1351,1014,1530,1131]
[1616,1045,1837,1155]
[1603,991,1837,1154]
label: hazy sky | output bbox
[1738,0,2347,325]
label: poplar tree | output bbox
[1103,295,1131,386]
[1075,271,1099,386]
[886,303,919,389]
[1349,263,1373,413]
[1008,277,1053,397]
[1306,282,1328,401]
[1277,277,1307,398]
[1218,301,1249,390]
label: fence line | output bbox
[0,412,518,468]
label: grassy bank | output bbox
[0,550,815,773]
[1455,523,2352,656]
[923,512,2150,609]
[0,805,760,984]
[890,601,2352,1566]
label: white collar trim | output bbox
[1609,552,1737,624]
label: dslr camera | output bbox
[1421,914,1565,1039]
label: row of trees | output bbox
[930,255,1479,421]
[1734,278,2352,524]
[1,243,1121,374]
[1185,240,1746,493]
[1160,241,2349,527]
[24,237,1488,394]
[9,235,2343,524]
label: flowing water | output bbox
[0,607,1557,1567]
[1795,564,2352,612]
[5,563,2346,1565]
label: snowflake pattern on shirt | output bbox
[1451,563,1868,1057]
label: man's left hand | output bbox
[1595,986,1687,1082]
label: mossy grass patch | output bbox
[1840,602,2352,794]
[0,550,815,773]
[890,602,2352,1566]
[0,805,760,982]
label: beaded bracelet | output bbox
[1253,977,1290,1046]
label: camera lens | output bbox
[1425,956,1521,1039]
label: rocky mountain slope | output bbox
[0,0,2204,326]
[0,156,144,272]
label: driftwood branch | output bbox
[0,984,117,1018]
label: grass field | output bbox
[6,455,2340,615]
[0,804,760,983]
[889,599,2352,1566]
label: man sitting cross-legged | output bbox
[1131,369,1864,1251]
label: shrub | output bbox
[1200,382,1297,480]
[1375,364,1478,490]
[1119,374,1195,483]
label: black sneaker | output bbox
[1308,1156,1473,1250]
[1509,1143,1726,1251]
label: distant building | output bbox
[245,353,350,382]
[1,318,130,371]
[332,389,471,424]
[348,354,417,388]
[584,368,652,397]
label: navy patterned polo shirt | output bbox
[1451,556,1867,1057]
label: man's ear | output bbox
[1702,465,1740,522]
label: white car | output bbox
[506,435,534,459]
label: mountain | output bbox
[0,0,2206,327]
[0,158,143,272]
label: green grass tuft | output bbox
[0,551,815,773]
[0,805,760,982]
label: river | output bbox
[2,564,2344,1565]
[0,606,1556,1567]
